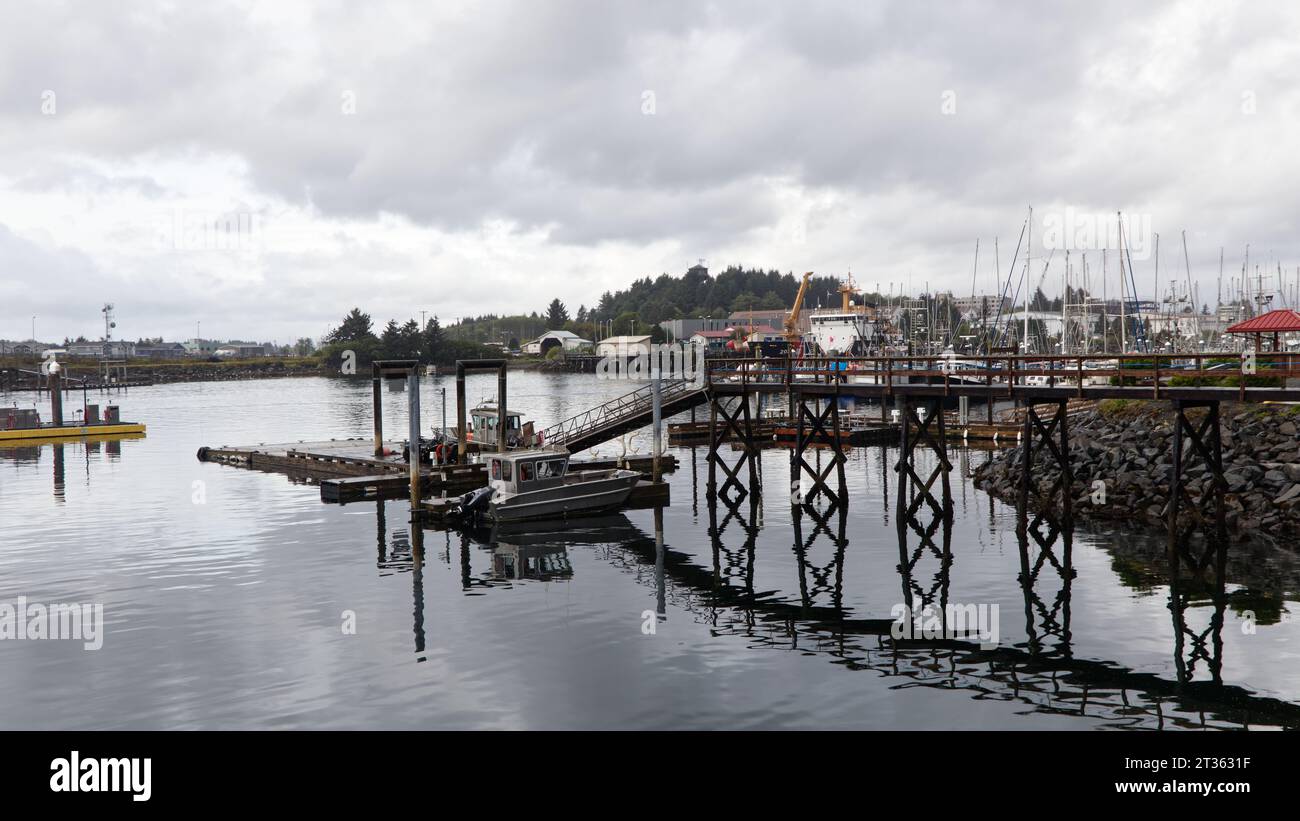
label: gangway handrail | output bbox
[540,378,701,446]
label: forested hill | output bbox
[438,265,892,349]
[590,265,861,325]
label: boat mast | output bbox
[1082,252,1090,355]
[1102,249,1109,354]
[1183,230,1199,347]
[1024,206,1032,353]
[1151,232,1160,349]
[1117,213,1127,353]
[1062,250,1069,355]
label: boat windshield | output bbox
[536,458,566,478]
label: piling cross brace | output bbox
[894,396,953,523]
[707,392,759,502]
[1017,400,1073,528]
[893,396,954,622]
[1166,399,1229,578]
[791,390,848,505]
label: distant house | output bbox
[65,341,136,358]
[744,325,789,356]
[216,343,269,358]
[727,309,808,333]
[689,329,736,354]
[595,335,652,359]
[0,340,51,356]
[658,317,731,341]
[183,339,220,356]
[136,342,187,359]
[523,330,594,356]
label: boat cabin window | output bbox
[490,458,512,481]
[490,458,500,480]
[519,461,534,482]
[536,458,566,479]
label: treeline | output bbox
[317,308,495,369]
[451,265,882,348]
[589,265,854,326]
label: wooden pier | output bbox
[702,351,1300,557]
[672,415,1021,447]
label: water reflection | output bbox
[0,432,140,504]
[408,465,1300,730]
[792,498,847,616]
[1017,514,1075,660]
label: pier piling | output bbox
[408,367,421,510]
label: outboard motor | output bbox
[456,486,493,517]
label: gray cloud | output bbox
[3,1,1300,339]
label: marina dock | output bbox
[198,438,676,504]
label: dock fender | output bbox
[196,446,210,462]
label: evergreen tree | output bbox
[379,319,402,359]
[325,308,375,344]
[421,316,446,362]
[545,298,570,327]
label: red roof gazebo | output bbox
[1225,308,1300,351]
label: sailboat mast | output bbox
[1118,213,1127,354]
[1024,206,1032,352]
[1183,230,1198,346]
[1062,250,1070,355]
[1152,232,1160,349]
[1102,249,1109,355]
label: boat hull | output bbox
[489,470,639,522]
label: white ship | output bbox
[807,275,878,355]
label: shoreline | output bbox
[1,356,568,390]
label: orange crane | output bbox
[784,271,813,353]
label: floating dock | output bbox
[197,437,677,504]
[0,421,146,443]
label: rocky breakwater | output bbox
[145,360,326,384]
[973,400,1300,547]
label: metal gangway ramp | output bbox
[540,379,709,453]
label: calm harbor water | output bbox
[2,372,1298,730]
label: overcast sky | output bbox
[3,0,1300,344]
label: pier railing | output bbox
[704,351,1300,400]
